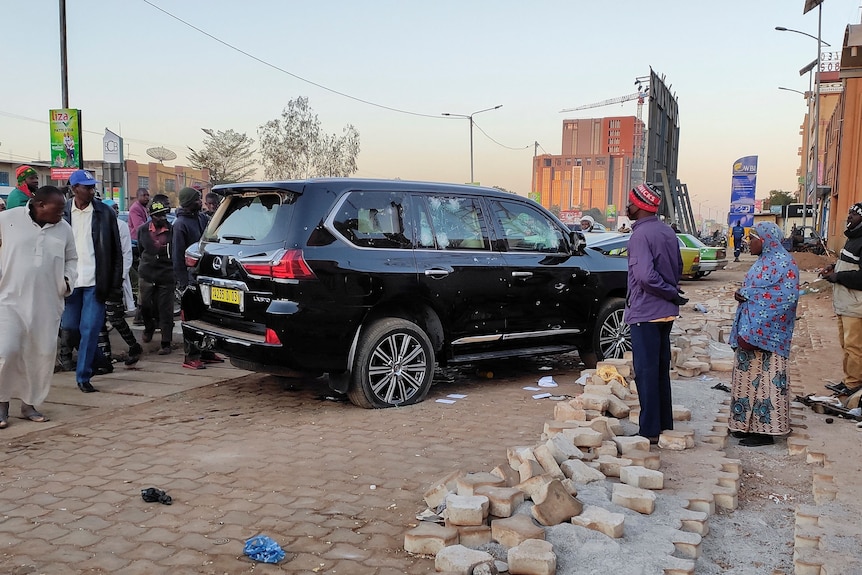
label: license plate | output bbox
[211,287,241,305]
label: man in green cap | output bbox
[6,165,40,209]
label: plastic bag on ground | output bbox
[244,535,286,564]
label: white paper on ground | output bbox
[538,375,558,387]
[538,366,553,371]
[575,373,590,385]
[447,394,467,399]
[435,399,457,404]
[523,386,541,391]
[532,392,552,399]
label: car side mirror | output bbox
[569,230,586,254]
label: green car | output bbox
[677,234,728,278]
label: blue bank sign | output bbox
[728,155,757,227]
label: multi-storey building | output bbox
[532,116,643,219]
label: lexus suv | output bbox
[182,179,630,408]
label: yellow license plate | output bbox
[211,287,241,305]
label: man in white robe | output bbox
[0,185,77,427]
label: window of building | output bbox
[0,171,9,186]
[138,176,149,189]
[544,159,552,167]
[164,179,176,193]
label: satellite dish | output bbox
[146,146,177,163]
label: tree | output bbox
[187,128,256,185]
[767,189,795,209]
[258,97,360,180]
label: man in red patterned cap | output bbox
[624,183,687,443]
[6,165,40,209]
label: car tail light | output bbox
[241,249,315,280]
[694,255,700,263]
[265,328,282,345]
[185,253,200,268]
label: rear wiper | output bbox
[221,234,255,244]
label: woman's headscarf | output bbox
[729,222,799,357]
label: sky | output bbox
[2,0,861,219]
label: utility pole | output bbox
[59,0,69,107]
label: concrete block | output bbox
[578,393,610,413]
[710,358,734,372]
[491,514,545,548]
[597,358,632,377]
[612,435,650,455]
[605,394,631,418]
[404,522,459,555]
[560,459,605,484]
[672,405,692,421]
[553,401,583,422]
[586,418,614,440]
[446,494,489,526]
[491,464,521,487]
[475,485,524,518]
[609,380,631,399]
[533,444,565,479]
[457,472,506,496]
[543,420,583,437]
[544,434,584,463]
[519,459,546,483]
[584,383,613,395]
[662,555,697,575]
[456,524,493,549]
[507,539,556,575]
[561,427,603,448]
[560,478,579,497]
[517,475,553,502]
[530,479,584,526]
[620,465,664,490]
[507,446,536,470]
[595,440,618,457]
[671,530,702,559]
[678,508,709,536]
[424,470,463,509]
[659,429,694,450]
[570,504,625,538]
[590,374,608,387]
[611,483,656,514]
[602,416,625,436]
[434,545,495,575]
[595,455,633,478]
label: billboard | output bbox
[728,156,757,227]
[49,108,82,180]
[645,68,680,220]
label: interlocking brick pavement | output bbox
[1,341,561,574]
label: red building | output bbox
[532,116,642,219]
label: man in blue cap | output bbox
[60,170,123,392]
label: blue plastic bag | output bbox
[243,535,286,564]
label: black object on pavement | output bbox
[141,487,172,505]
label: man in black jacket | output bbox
[173,187,224,369]
[60,170,123,393]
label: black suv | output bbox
[182,179,630,408]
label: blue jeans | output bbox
[629,320,674,438]
[61,286,106,384]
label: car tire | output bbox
[347,318,435,409]
[593,297,631,360]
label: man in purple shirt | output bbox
[624,183,687,443]
[128,187,150,236]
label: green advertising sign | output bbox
[606,204,617,218]
[49,108,82,169]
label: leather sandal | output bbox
[21,404,49,423]
[0,401,9,429]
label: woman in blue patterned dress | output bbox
[728,222,799,446]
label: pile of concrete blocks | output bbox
[405,356,699,574]
[670,288,741,376]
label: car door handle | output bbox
[511,271,533,278]
[424,269,450,278]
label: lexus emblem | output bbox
[212,256,223,271]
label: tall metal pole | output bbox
[811,3,823,233]
[802,69,813,233]
[469,116,475,184]
[59,0,69,107]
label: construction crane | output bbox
[559,90,648,121]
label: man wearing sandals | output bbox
[0,186,77,427]
[821,203,862,397]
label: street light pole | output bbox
[778,83,813,234]
[776,22,830,233]
[442,105,502,184]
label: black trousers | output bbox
[139,278,174,345]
